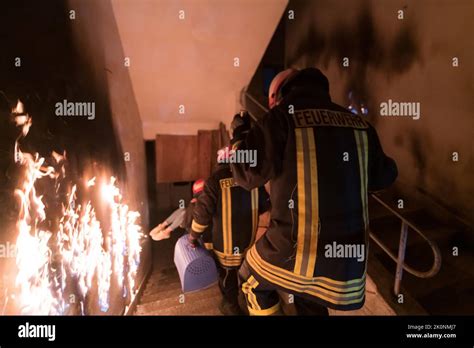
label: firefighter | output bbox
[183,179,214,251]
[230,67,398,315]
[150,179,212,249]
[189,149,270,315]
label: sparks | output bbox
[12,100,143,315]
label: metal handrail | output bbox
[369,194,442,295]
[242,91,442,295]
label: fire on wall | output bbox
[0,0,151,315]
[0,0,473,322]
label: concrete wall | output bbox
[68,0,151,314]
[285,0,474,225]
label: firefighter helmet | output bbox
[268,68,299,109]
[192,179,205,197]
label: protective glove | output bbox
[149,222,173,241]
[230,112,251,139]
[188,233,199,248]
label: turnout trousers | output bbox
[239,260,329,316]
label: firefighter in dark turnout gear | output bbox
[230,68,398,315]
[149,179,212,245]
[190,157,270,315]
[182,179,214,250]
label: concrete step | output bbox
[143,275,180,295]
[369,204,421,222]
[417,277,474,315]
[138,293,223,316]
[369,216,454,254]
[145,267,180,284]
[367,246,427,315]
[140,287,184,305]
[136,284,221,315]
[142,273,181,295]
[367,197,474,315]
[151,266,180,280]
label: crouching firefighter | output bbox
[150,179,212,249]
[189,150,270,315]
[230,68,398,315]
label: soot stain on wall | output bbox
[287,1,421,125]
[285,0,473,223]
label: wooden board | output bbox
[197,130,212,179]
[155,124,230,183]
[155,134,199,183]
[210,129,221,170]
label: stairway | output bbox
[134,216,395,316]
[368,190,474,315]
[135,252,394,316]
[134,228,223,316]
[135,266,222,316]
[136,183,472,316]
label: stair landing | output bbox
[134,232,395,316]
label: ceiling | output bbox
[111,0,288,139]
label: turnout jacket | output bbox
[183,199,213,250]
[231,86,397,310]
[191,164,270,268]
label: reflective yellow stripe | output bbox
[294,128,320,277]
[294,128,306,275]
[249,246,365,291]
[362,131,369,229]
[305,129,319,278]
[222,186,233,254]
[242,276,260,311]
[227,187,233,255]
[250,188,259,245]
[363,131,369,250]
[191,220,208,233]
[217,259,243,267]
[247,248,365,305]
[214,248,243,267]
[213,250,243,267]
[248,302,281,316]
[222,187,227,253]
[248,276,260,310]
[354,130,369,230]
[214,249,243,260]
[232,140,242,151]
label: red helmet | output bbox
[192,179,205,196]
[268,68,299,109]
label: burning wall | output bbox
[0,0,150,315]
[284,0,474,225]
[65,0,152,314]
[12,100,143,314]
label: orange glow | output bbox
[12,100,143,315]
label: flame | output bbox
[12,100,143,315]
[347,91,368,116]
